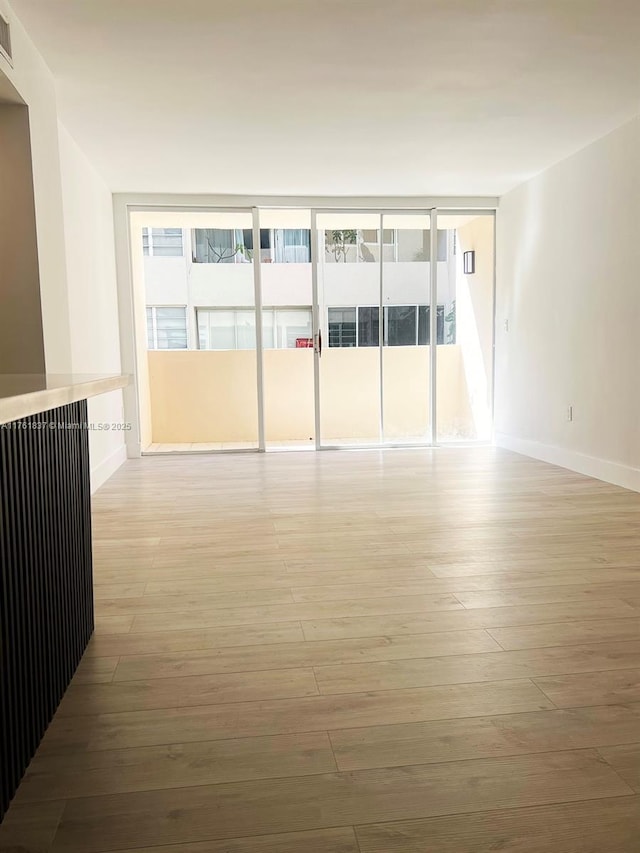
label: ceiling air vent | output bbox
[0,12,12,64]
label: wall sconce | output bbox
[463,250,475,275]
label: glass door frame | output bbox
[129,203,495,454]
[310,207,438,450]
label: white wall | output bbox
[1,1,125,490]
[146,256,454,311]
[58,125,126,491]
[495,115,640,490]
[144,255,189,303]
[0,0,71,371]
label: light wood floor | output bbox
[2,447,640,852]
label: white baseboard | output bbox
[494,433,640,493]
[90,444,127,494]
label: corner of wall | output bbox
[495,432,640,493]
[90,442,127,494]
[494,115,640,493]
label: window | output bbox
[418,305,445,345]
[272,229,311,263]
[324,230,358,263]
[273,309,313,348]
[142,228,183,257]
[198,309,255,349]
[328,305,446,347]
[358,306,379,347]
[324,229,395,263]
[396,229,447,262]
[328,307,356,347]
[193,229,252,263]
[361,229,395,262]
[197,308,312,350]
[397,230,429,262]
[192,229,311,264]
[385,306,417,346]
[146,307,188,349]
[361,229,394,245]
[323,229,446,263]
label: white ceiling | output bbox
[9,0,640,196]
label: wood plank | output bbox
[98,587,295,616]
[330,703,640,770]
[0,799,66,852]
[129,593,464,633]
[598,744,640,791]
[95,615,134,634]
[429,561,640,578]
[73,657,119,685]
[58,668,319,715]
[144,573,303,596]
[18,733,337,801]
[285,566,630,590]
[489,619,640,650]
[534,669,640,708]
[100,828,360,853]
[355,796,640,853]
[455,583,640,608]
[85,622,306,658]
[50,751,632,852]
[94,583,147,600]
[313,642,640,694]
[42,680,553,752]
[301,600,638,641]
[113,631,501,682]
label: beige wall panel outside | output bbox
[263,349,315,446]
[148,347,470,444]
[148,351,259,443]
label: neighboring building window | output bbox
[189,227,446,264]
[324,230,358,263]
[361,229,394,245]
[142,228,184,257]
[329,305,446,347]
[358,306,380,347]
[396,229,447,262]
[272,308,313,347]
[361,229,395,262]
[193,229,252,264]
[385,305,417,346]
[197,308,312,350]
[323,229,446,263]
[197,309,255,349]
[418,305,446,345]
[271,229,311,263]
[192,229,311,264]
[328,307,357,347]
[146,307,188,349]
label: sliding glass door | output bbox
[314,212,382,446]
[259,208,315,449]
[137,205,494,453]
[313,210,435,448]
[381,212,432,444]
[139,209,260,452]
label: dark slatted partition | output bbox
[0,400,94,821]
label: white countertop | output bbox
[0,374,130,425]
